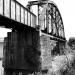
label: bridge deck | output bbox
[0,0,36,30]
[0,0,66,41]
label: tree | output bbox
[68,37,75,50]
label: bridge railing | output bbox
[0,0,36,28]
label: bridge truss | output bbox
[0,0,66,75]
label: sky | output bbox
[0,0,75,40]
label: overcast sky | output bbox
[0,0,75,40]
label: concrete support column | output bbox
[3,30,41,75]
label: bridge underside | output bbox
[0,12,66,75]
[0,14,66,42]
[0,15,35,31]
[0,0,66,75]
[3,30,66,75]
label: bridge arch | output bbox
[0,0,67,75]
[27,0,65,40]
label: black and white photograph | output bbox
[0,0,75,75]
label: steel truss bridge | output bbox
[0,0,66,41]
[0,0,66,75]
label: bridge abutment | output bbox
[3,30,41,75]
[3,30,66,75]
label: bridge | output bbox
[0,0,65,40]
[0,0,66,75]
[0,0,36,30]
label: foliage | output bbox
[68,37,75,50]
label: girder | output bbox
[0,0,66,41]
[0,0,36,30]
[2,1,66,74]
[0,14,36,31]
[27,0,66,40]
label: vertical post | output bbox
[15,1,16,20]
[10,0,11,18]
[20,6,21,22]
[38,5,40,26]
[51,4,53,34]
[3,0,4,15]
[24,8,25,24]
[27,11,28,25]
[29,12,31,26]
